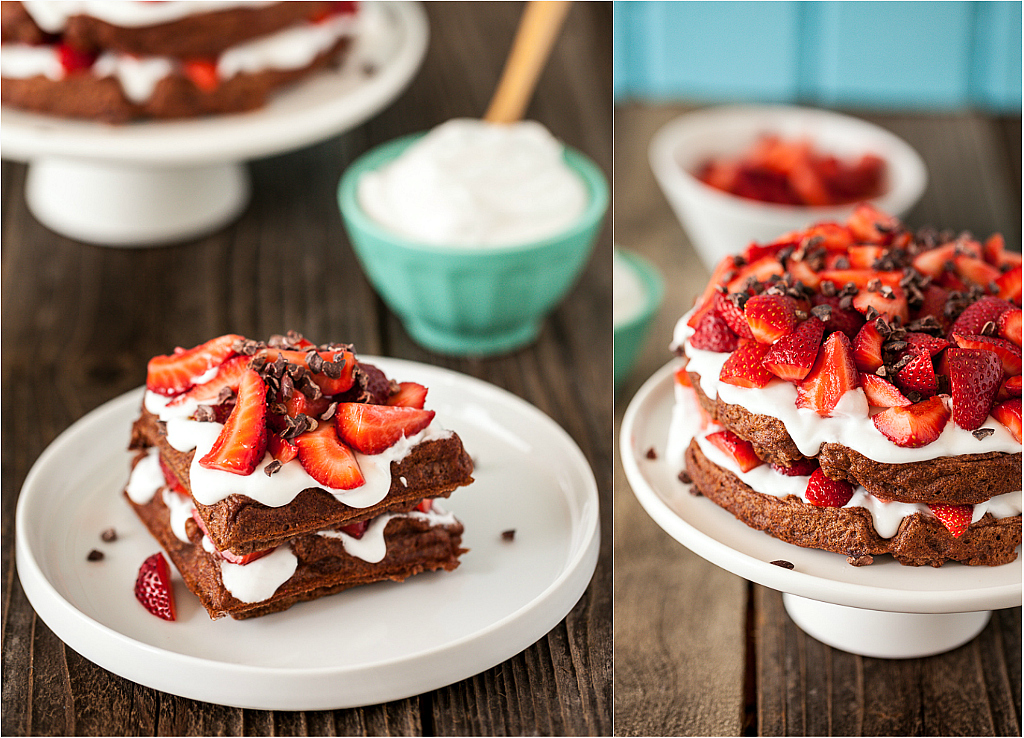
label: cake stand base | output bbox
[25,158,250,248]
[783,593,991,658]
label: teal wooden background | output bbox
[613,1,1022,112]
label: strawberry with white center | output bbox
[764,317,825,382]
[294,422,365,490]
[135,553,176,621]
[744,294,797,344]
[861,374,911,408]
[928,503,973,538]
[796,331,860,417]
[719,340,774,388]
[998,309,1023,347]
[388,382,428,409]
[852,321,885,373]
[336,404,436,455]
[804,468,854,508]
[872,396,950,448]
[706,429,763,472]
[992,398,1022,443]
[147,334,243,397]
[946,348,1003,431]
[199,369,268,475]
[169,354,249,407]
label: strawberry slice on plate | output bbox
[796,331,860,417]
[294,422,365,489]
[146,334,242,397]
[388,382,428,409]
[719,340,774,388]
[336,404,436,455]
[706,430,763,472]
[804,468,854,508]
[199,369,268,475]
[135,553,176,621]
[872,396,950,448]
[928,503,973,538]
[946,347,1003,431]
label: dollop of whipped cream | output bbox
[358,119,589,248]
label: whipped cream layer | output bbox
[145,389,453,509]
[672,312,1023,464]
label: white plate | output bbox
[0,2,429,165]
[620,361,1021,615]
[16,357,600,710]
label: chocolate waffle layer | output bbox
[126,482,466,620]
[130,405,475,556]
[685,439,1021,567]
[687,369,1023,505]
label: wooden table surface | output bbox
[1,3,612,735]
[613,105,1022,737]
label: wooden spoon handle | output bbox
[484,1,573,124]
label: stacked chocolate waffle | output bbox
[125,332,474,620]
[669,204,1022,567]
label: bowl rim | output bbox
[648,103,928,220]
[613,247,664,336]
[338,132,609,256]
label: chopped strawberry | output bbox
[847,245,886,269]
[949,296,1013,338]
[690,310,739,353]
[946,348,1003,430]
[744,294,797,344]
[764,317,825,382]
[691,255,738,322]
[183,59,219,92]
[796,331,861,417]
[294,422,365,489]
[998,309,1022,347]
[267,434,298,464]
[861,374,911,407]
[339,520,370,539]
[719,340,775,388]
[146,334,243,397]
[742,240,789,264]
[282,390,330,420]
[802,222,857,252]
[198,369,268,475]
[995,264,1022,304]
[953,255,1001,288]
[770,457,819,477]
[686,298,716,330]
[786,258,822,291]
[951,333,1022,376]
[851,284,908,324]
[134,553,176,621]
[997,375,1023,401]
[725,256,785,293]
[158,456,189,497]
[416,498,434,513]
[911,284,952,329]
[872,396,950,448]
[57,42,97,74]
[991,398,1022,442]
[810,294,865,339]
[336,403,435,455]
[912,242,958,279]
[928,503,972,538]
[260,348,357,396]
[983,234,1006,266]
[846,203,899,244]
[805,468,855,507]
[168,354,249,407]
[903,332,951,358]
[387,382,428,409]
[706,430,763,472]
[852,321,885,373]
[714,291,754,340]
[894,353,938,397]
[818,269,903,291]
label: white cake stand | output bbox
[0,1,428,247]
[620,361,1022,659]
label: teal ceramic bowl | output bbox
[613,249,664,393]
[338,134,608,356]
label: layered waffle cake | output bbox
[125,332,475,620]
[1,0,359,121]
[668,204,1022,567]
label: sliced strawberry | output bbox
[998,309,1022,347]
[861,374,911,408]
[851,285,908,324]
[770,457,819,477]
[294,422,365,489]
[415,498,434,513]
[847,245,886,269]
[953,255,1001,288]
[686,297,715,330]
[146,334,243,397]
[894,353,938,397]
[267,434,298,464]
[719,340,775,388]
[691,255,739,321]
[786,258,822,291]
[951,333,1022,376]
[743,240,789,264]
[995,264,1022,304]
[134,553,176,621]
[744,294,797,344]
[912,242,957,278]
[991,398,1022,443]
[260,348,357,396]
[846,203,899,244]
[340,520,370,539]
[764,317,825,382]
[810,294,865,339]
[983,234,1006,266]
[388,382,428,409]
[706,430,763,472]
[946,348,1003,430]
[804,468,855,508]
[714,291,754,340]
[872,396,950,448]
[183,58,219,92]
[282,390,331,420]
[690,309,739,353]
[911,284,952,330]
[997,375,1023,401]
[198,369,268,475]
[903,332,951,358]
[796,331,861,417]
[725,256,785,294]
[928,503,972,538]
[801,222,856,252]
[852,321,885,372]
[949,296,1013,338]
[336,404,435,455]
[168,354,249,407]
[818,269,903,291]
[57,42,97,74]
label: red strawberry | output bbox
[158,456,189,497]
[146,334,243,397]
[995,265,1022,304]
[260,348,357,396]
[810,294,865,339]
[415,498,434,513]
[949,296,1013,338]
[894,353,938,397]
[796,331,861,417]
[991,398,1022,443]
[946,348,1003,430]
[872,396,950,448]
[282,390,330,420]
[719,341,774,388]
[690,310,739,353]
[998,309,1022,347]
[983,234,1006,266]
[691,255,739,324]
[911,284,952,329]
[847,245,886,269]
[852,321,885,372]
[57,42,97,74]
[951,333,1022,376]
[267,434,298,464]
[786,259,822,291]
[387,382,428,409]
[714,291,755,339]
[198,369,268,475]
[686,298,715,330]
[818,269,903,291]
[134,553,176,621]
[340,520,370,539]
[851,285,909,324]
[997,375,1023,401]
[846,203,899,244]
[169,354,249,407]
[953,255,1001,288]
[744,294,797,344]
[928,503,972,538]
[804,468,855,507]
[706,430,763,472]
[725,256,785,293]
[764,317,825,382]
[802,222,856,252]
[183,59,219,92]
[770,457,819,477]
[903,332,950,358]
[294,422,365,489]
[861,374,911,408]
[336,404,435,455]
[912,242,958,278]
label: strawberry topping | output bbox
[719,340,774,388]
[336,404,436,455]
[946,348,1003,431]
[764,317,825,382]
[690,309,739,353]
[872,396,950,448]
[795,332,860,417]
[804,468,854,508]
[744,294,797,344]
[147,334,243,397]
[928,503,972,538]
[992,398,1022,443]
[294,422,365,489]
[388,382,428,409]
[706,430,763,472]
[861,374,911,408]
[198,369,268,475]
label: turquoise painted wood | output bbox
[613,1,1022,112]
